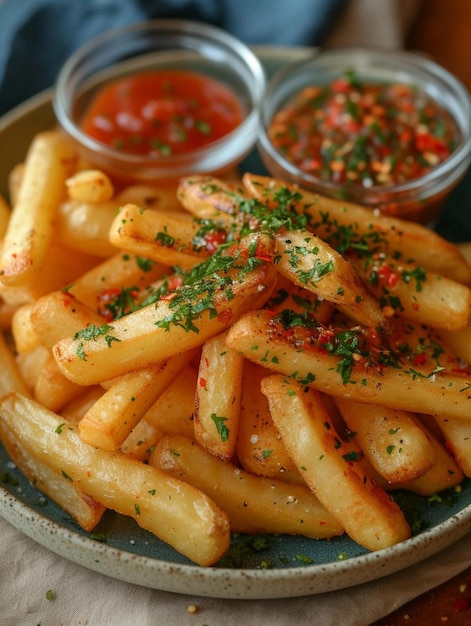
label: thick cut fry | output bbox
[31,290,105,350]
[143,365,198,438]
[226,310,471,421]
[68,252,168,312]
[334,399,436,484]
[109,203,207,270]
[178,175,246,218]
[0,421,105,531]
[273,229,387,328]
[0,330,30,398]
[399,417,464,495]
[65,169,114,203]
[433,414,471,477]
[121,420,163,462]
[55,198,118,257]
[440,321,471,364]
[53,241,277,385]
[10,303,40,353]
[0,393,230,566]
[117,183,182,213]
[0,244,100,306]
[242,173,471,285]
[78,351,196,450]
[151,434,344,539]
[15,345,50,392]
[194,330,243,461]
[261,375,411,551]
[0,131,78,287]
[34,355,85,412]
[236,360,304,484]
[351,256,470,330]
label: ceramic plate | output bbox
[1,49,471,600]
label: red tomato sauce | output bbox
[268,70,459,187]
[80,69,244,158]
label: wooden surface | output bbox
[371,2,471,624]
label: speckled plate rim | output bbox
[1,486,471,599]
[1,46,471,600]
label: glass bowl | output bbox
[53,19,266,182]
[257,48,471,223]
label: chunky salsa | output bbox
[80,69,244,158]
[268,70,459,188]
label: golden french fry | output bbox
[0,329,30,398]
[78,351,196,450]
[109,203,207,270]
[10,303,40,353]
[226,310,471,421]
[60,386,105,424]
[15,345,50,392]
[433,414,471,477]
[399,416,464,495]
[334,399,436,484]
[236,360,305,485]
[68,252,169,312]
[7,162,24,207]
[143,364,198,438]
[0,392,230,566]
[0,131,78,287]
[151,434,344,539]
[194,330,243,461]
[273,229,387,329]
[242,173,471,285]
[53,238,277,385]
[351,255,470,330]
[261,375,411,551]
[55,198,118,258]
[31,290,105,350]
[117,183,182,213]
[65,169,114,203]
[34,355,85,413]
[121,419,164,462]
[0,419,105,531]
[178,175,245,218]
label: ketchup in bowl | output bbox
[267,70,460,190]
[80,69,244,159]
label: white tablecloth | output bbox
[1,515,470,626]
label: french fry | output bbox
[15,345,50,392]
[194,330,243,461]
[433,414,471,477]
[151,434,344,539]
[117,183,182,213]
[0,329,30,398]
[121,419,164,462]
[236,360,305,485]
[242,173,471,285]
[0,392,230,566]
[55,198,118,257]
[109,203,207,270]
[34,355,85,412]
[7,162,24,207]
[53,236,277,385]
[31,290,105,350]
[60,385,105,424]
[65,169,114,203]
[226,310,471,421]
[68,252,169,312]
[261,375,411,551]
[0,420,105,531]
[142,364,198,440]
[399,417,464,495]
[333,399,436,484]
[178,175,245,218]
[78,351,196,450]
[10,303,40,353]
[273,229,387,329]
[0,131,78,287]
[350,255,470,330]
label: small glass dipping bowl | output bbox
[257,48,471,223]
[53,19,266,182]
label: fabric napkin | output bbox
[1,515,470,626]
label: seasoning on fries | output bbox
[1,130,471,565]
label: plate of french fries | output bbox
[1,51,471,599]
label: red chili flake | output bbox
[412,353,427,366]
[377,264,398,288]
[199,377,207,388]
[204,230,227,253]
